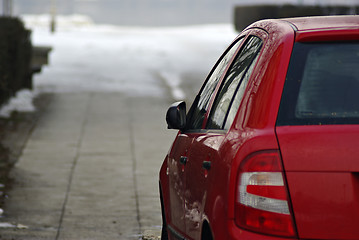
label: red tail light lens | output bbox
[235,151,296,237]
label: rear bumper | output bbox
[228,221,297,240]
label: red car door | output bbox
[184,133,225,239]
[166,37,244,238]
[167,133,193,234]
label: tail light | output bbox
[235,150,296,237]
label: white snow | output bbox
[0,90,36,118]
[158,71,186,101]
[0,222,28,229]
[0,222,15,228]
[0,14,237,117]
[28,15,236,96]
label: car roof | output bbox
[247,15,359,33]
[282,15,359,31]
[244,15,359,42]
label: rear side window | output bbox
[277,42,359,126]
[206,36,262,129]
[186,38,244,130]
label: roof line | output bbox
[280,19,298,32]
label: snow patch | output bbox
[0,222,28,229]
[159,71,186,101]
[21,14,94,30]
[0,223,15,228]
[27,18,236,97]
[0,90,36,118]
[0,15,237,117]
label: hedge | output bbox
[0,17,32,107]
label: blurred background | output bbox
[4,0,359,26]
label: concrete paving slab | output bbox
[58,215,140,240]
[0,91,176,239]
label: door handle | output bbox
[202,161,211,170]
[180,156,188,165]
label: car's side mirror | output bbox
[166,101,186,130]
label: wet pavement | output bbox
[0,92,177,239]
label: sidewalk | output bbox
[0,92,175,240]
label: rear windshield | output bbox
[277,42,359,126]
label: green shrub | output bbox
[0,17,32,107]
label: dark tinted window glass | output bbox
[224,53,260,129]
[186,38,244,130]
[277,42,359,126]
[206,36,262,129]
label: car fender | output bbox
[159,154,171,226]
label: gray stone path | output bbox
[0,92,175,240]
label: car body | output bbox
[159,15,359,240]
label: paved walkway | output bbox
[0,92,175,239]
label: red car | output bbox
[159,16,359,240]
